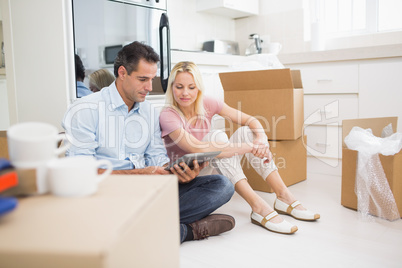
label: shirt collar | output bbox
[108,82,143,114]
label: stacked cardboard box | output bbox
[220,68,307,192]
[341,117,402,219]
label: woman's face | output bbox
[172,72,199,110]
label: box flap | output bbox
[342,117,398,147]
[290,70,303,89]
[219,68,302,91]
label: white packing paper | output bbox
[344,126,402,221]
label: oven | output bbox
[72,0,170,97]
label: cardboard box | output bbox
[241,135,307,193]
[220,68,304,141]
[0,131,9,159]
[0,175,180,267]
[341,117,402,219]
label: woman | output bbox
[160,61,320,234]
[88,68,115,92]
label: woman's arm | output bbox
[168,127,253,158]
[219,103,268,142]
[219,103,272,162]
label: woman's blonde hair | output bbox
[164,61,205,118]
[88,69,115,92]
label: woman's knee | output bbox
[209,129,229,144]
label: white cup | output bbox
[267,42,282,55]
[7,122,69,168]
[47,156,113,197]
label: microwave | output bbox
[99,44,123,67]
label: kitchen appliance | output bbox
[72,0,170,96]
[202,40,239,55]
[99,44,123,66]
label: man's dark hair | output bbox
[75,54,86,81]
[113,41,160,78]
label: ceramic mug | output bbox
[7,122,69,168]
[47,156,113,197]
[267,42,282,55]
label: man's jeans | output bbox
[179,174,234,243]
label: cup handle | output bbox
[54,133,70,155]
[95,160,113,184]
[278,43,282,52]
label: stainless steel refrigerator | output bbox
[72,0,170,96]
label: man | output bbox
[63,42,235,243]
[75,54,92,97]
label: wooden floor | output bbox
[180,172,402,268]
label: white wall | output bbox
[2,0,75,131]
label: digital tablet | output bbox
[164,151,221,171]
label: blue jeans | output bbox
[178,174,234,243]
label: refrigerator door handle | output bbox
[159,12,170,93]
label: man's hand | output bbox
[168,160,208,183]
[103,166,170,175]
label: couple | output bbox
[63,42,319,243]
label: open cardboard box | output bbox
[341,117,402,219]
[220,68,303,141]
[241,135,307,193]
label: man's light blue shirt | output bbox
[62,82,170,170]
[76,81,92,98]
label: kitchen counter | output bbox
[278,44,402,65]
[172,44,402,67]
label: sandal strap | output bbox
[261,211,279,226]
[287,200,301,214]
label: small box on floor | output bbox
[341,117,402,219]
[220,68,304,141]
[0,131,8,159]
[241,136,307,193]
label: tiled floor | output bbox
[180,173,402,268]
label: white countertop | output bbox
[278,44,402,65]
[172,44,402,66]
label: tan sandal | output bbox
[251,211,298,234]
[274,199,320,221]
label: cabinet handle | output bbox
[320,110,332,115]
[316,142,330,147]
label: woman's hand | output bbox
[169,160,208,183]
[252,138,272,164]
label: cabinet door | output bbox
[304,94,358,126]
[300,64,359,94]
[303,125,342,159]
[359,59,402,130]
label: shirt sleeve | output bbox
[62,100,99,157]
[159,107,184,137]
[203,96,224,116]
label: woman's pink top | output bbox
[159,96,223,161]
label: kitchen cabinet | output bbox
[286,56,402,176]
[286,62,360,176]
[196,0,258,19]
